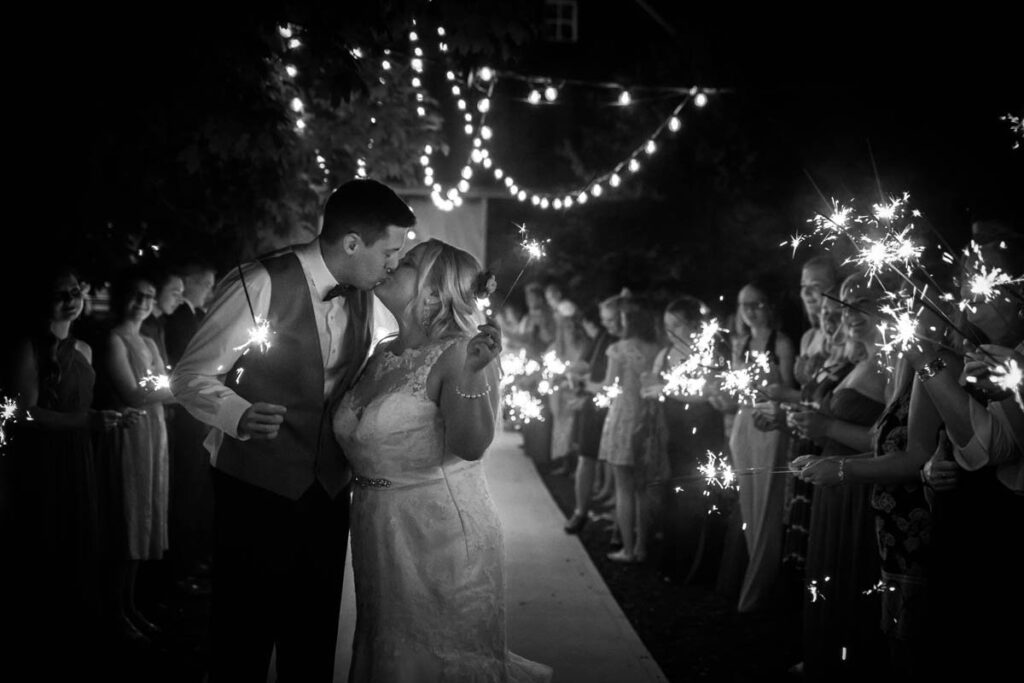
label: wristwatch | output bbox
[916,357,947,383]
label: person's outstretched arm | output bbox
[437,325,503,462]
[169,263,279,440]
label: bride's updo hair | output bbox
[409,239,487,339]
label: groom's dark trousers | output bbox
[211,472,349,683]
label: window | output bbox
[543,0,578,43]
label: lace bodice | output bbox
[334,337,466,482]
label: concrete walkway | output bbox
[328,429,667,683]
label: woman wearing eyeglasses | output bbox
[3,267,126,675]
[718,277,796,613]
[104,268,176,643]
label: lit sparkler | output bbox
[962,241,1024,306]
[1003,112,1023,150]
[989,358,1023,410]
[498,349,541,389]
[698,451,737,491]
[1,396,19,451]
[862,579,895,596]
[661,319,726,400]
[233,316,273,355]
[718,351,772,405]
[503,386,545,424]
[808,576,831,603]
[138,372,170,391]
[499,223,550,309]
[593,378,622,409]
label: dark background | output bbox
[6,2,1021,329]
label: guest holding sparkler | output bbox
[639,296,729,583]
[104,269,176,642]
[545,280,585,476]
[590,293,627,512]
[724,277,795,612]
[793,271,892,681]
[903,235,1023,678]
[3,267,127,674]
[598,295,660,562]
[563,302,617,534]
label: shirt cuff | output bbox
[218,395,253,441]
[949,400,994,471]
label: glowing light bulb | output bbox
[528,90,542,105]
[458,179,470,193]
[518,190,527,201]
[420,155,429,166]
[413,47,423,57]
[412,77,421,87]
[479,66,493,81]
[447,188,459,200]
[610,173,621,187]
[645,139,657,155]
[295,119,306,131]
[618,90,631,106]
[669,116,681,132]
[290,97,303,112]
[382,60,391,71]
[416,106,426,117]
[591,184,603,197]
[288,38,301,50]
[424,145,433,155]
[695,92,708,108]
[461,166,473,180]
[495,169,504,180]
[464,123,473,135]
[481,125,493,140]
[540,198,550,209]
[471,149,483,163]
[452,85,461,96]
[482,158,492,168]
[577,192,588,204]
[544,85,558,102]
[409,31,419,42]
[477,98,490,113]
[285,65,298,78]
[563,196,573,208]
[278,26,293,39]
[411,58,423,72]
[446,70,456,81]
[457,99,466,110]
[628,158,640,173]
[553,198,563,210]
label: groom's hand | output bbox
[238,402,287,440]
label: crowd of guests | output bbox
[501,219,1022,681]
[0,260,218,673]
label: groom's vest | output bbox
[217,251,372,500]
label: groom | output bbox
[171,179,415,682]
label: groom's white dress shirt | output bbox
[171,238,395,466]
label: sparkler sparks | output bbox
[593,378,622,409]
[872,192,910,222]
[989,359,1023,410]
[698,451,737,490]
[719,351,772,405]
[138,372,170,391]
[808,576,831,603]
[503,386,545,424]
[1,396,19,451]
[233,316,273,355]
[517,224,549,261]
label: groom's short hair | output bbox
[321,179,416,246]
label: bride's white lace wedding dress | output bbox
[333,336,552,682]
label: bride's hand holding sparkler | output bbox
[464,321,503,375]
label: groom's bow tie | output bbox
[323,283,356,302]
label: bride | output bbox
[333,238,552,682]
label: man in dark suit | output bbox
[165,261,216,366]
[171,180,415,682]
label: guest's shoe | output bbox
[564,513,587,534]
[606,549,639,563]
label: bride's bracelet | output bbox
[455,382,492,399]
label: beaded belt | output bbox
[352,476,392,489]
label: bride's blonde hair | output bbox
[407,239,486,339]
